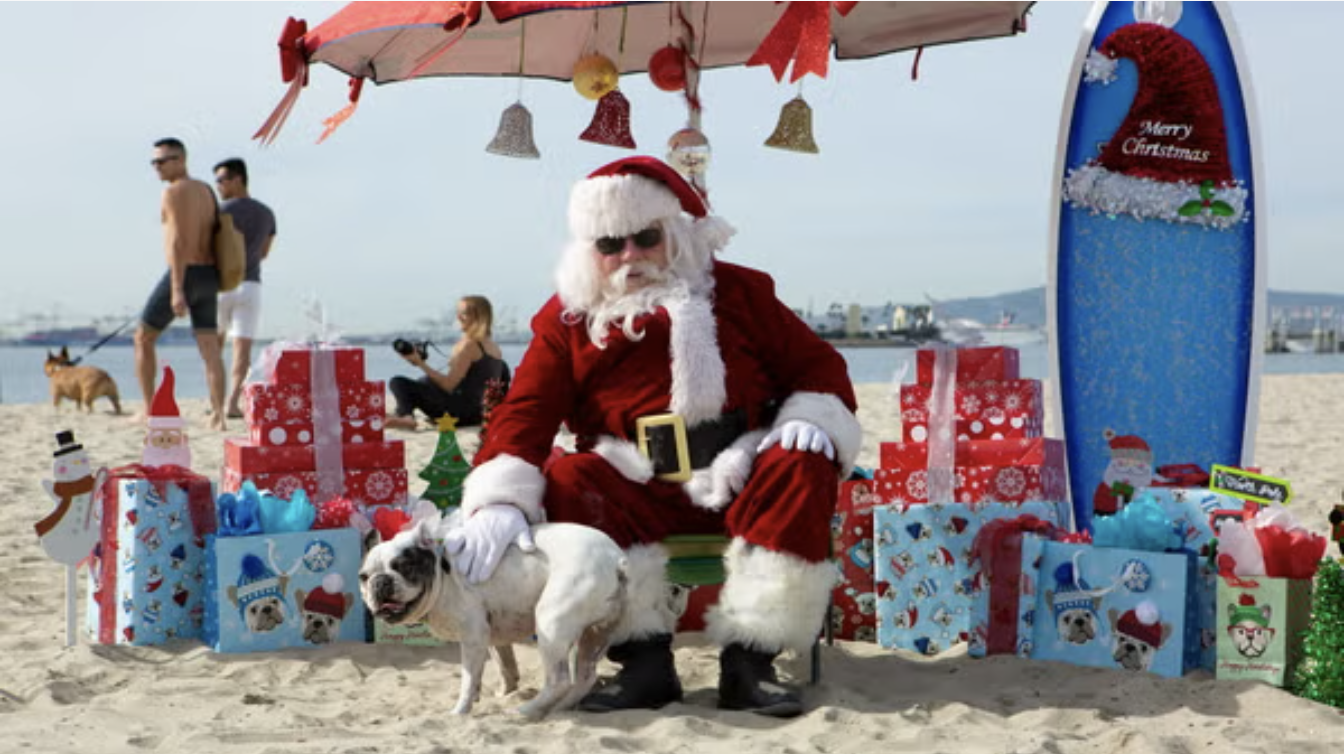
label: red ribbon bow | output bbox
[747,1,858,83]
[971,515,1061,656]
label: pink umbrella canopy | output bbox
[256,1,1034,144]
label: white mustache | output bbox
[607,262,668,290]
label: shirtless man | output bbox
[133,138,228,430]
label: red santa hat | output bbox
[1116,601,1164,648]
[303,574,349,620]
[148,366,184,430]
[567,156,734,253]
[1063,22,1247,229]
[1103,429,1152,463]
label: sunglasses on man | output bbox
[595,226,663,256]
[150,155,182,167]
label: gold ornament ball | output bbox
[573,54,620,101]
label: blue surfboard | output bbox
[1048,1,1266,532]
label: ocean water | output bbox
[3,341,1342,406]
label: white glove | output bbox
[441,505,536,585]
[757,420,836,461]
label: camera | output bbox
[392,338,430,360]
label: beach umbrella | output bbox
[255,1,1035,159]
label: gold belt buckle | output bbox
[635,413,692,483]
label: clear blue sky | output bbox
[1,2,1337,338]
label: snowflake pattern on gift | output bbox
[273,475,302,500]
[959,393,982,417]
[995,467,1027,499]
[263,407,280,422]
[303,540,335,573]
[906,470,928,501]
[364,471,395,502]
[1003,390,1023,413]
[1119,558,1152,593]
[284,393,309,415]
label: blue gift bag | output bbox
[203,527,366,653]
[1029,540,1197,678]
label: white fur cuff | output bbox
[705,539,838,655]
[774,391,863,478]
[460,454,546,524]
[610,544,678,643]
[593,437,655,484]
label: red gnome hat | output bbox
[1116,601,1164,648]
[1063,22,1247,229]
[1104,429,1152,463]
[304,574,350,620]
[148,366,184,430]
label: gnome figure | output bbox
[1093,430,1153,517]
[143,366,191,468]
[36,430,104,564]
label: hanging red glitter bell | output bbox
[579,89,636,149]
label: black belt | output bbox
[635,409,748,482]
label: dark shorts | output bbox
[141,265,220,331]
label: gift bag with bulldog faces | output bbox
[1028,541,1197,678]
[202,484,366,653]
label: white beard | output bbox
[584,263,693,348]
[143,441,191,469]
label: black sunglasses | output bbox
[150,155,181,167]
[595,227,663,256]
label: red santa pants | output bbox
[542,445,837,562]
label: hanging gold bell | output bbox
[485,102,541,159]
[764,95,819,154]
[579,89,636,149]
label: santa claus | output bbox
[445,156,860,718]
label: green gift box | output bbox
[1216,576,1313,686]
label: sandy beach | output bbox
[4,378,1344,753]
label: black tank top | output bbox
[457,342,510,408]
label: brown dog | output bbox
[44,347,121,414]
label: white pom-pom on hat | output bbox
[322,573,344,593]
[1135,600,1159,625]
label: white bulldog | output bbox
[360,514,628,719]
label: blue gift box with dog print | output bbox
[203,527,366,653]
[873,501,1062,655]
[85,471,216,646]
[1028,540,1197,678]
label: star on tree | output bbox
[418,415,469,510]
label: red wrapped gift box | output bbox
[249,417,384,447]
[224,437,404,474]
[915,346,1020,386]
[264,345,366,385]
[222,466,408,507]
[831,479,882,642]
[244,380,386,426]
[898,379,1044,444]
[875,438,1067,505]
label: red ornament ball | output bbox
[649,46,687,92]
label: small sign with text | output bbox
[1210,465,1292,506]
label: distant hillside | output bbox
[931,288,1344,327]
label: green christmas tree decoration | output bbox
[1292,557,1344,708]
[418,415,470,511]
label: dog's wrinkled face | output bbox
[302,611,343,644]
[1112,635,1158,671]
[360,530,446,625]
[1056,607,1099,645]
[1229,622,1274,658]
[245,596,286,633]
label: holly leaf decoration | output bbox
[1178,200,1205,217]
[1210,201,1236,217]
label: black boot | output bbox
[578,635,683,712]
[717,643,803,718]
